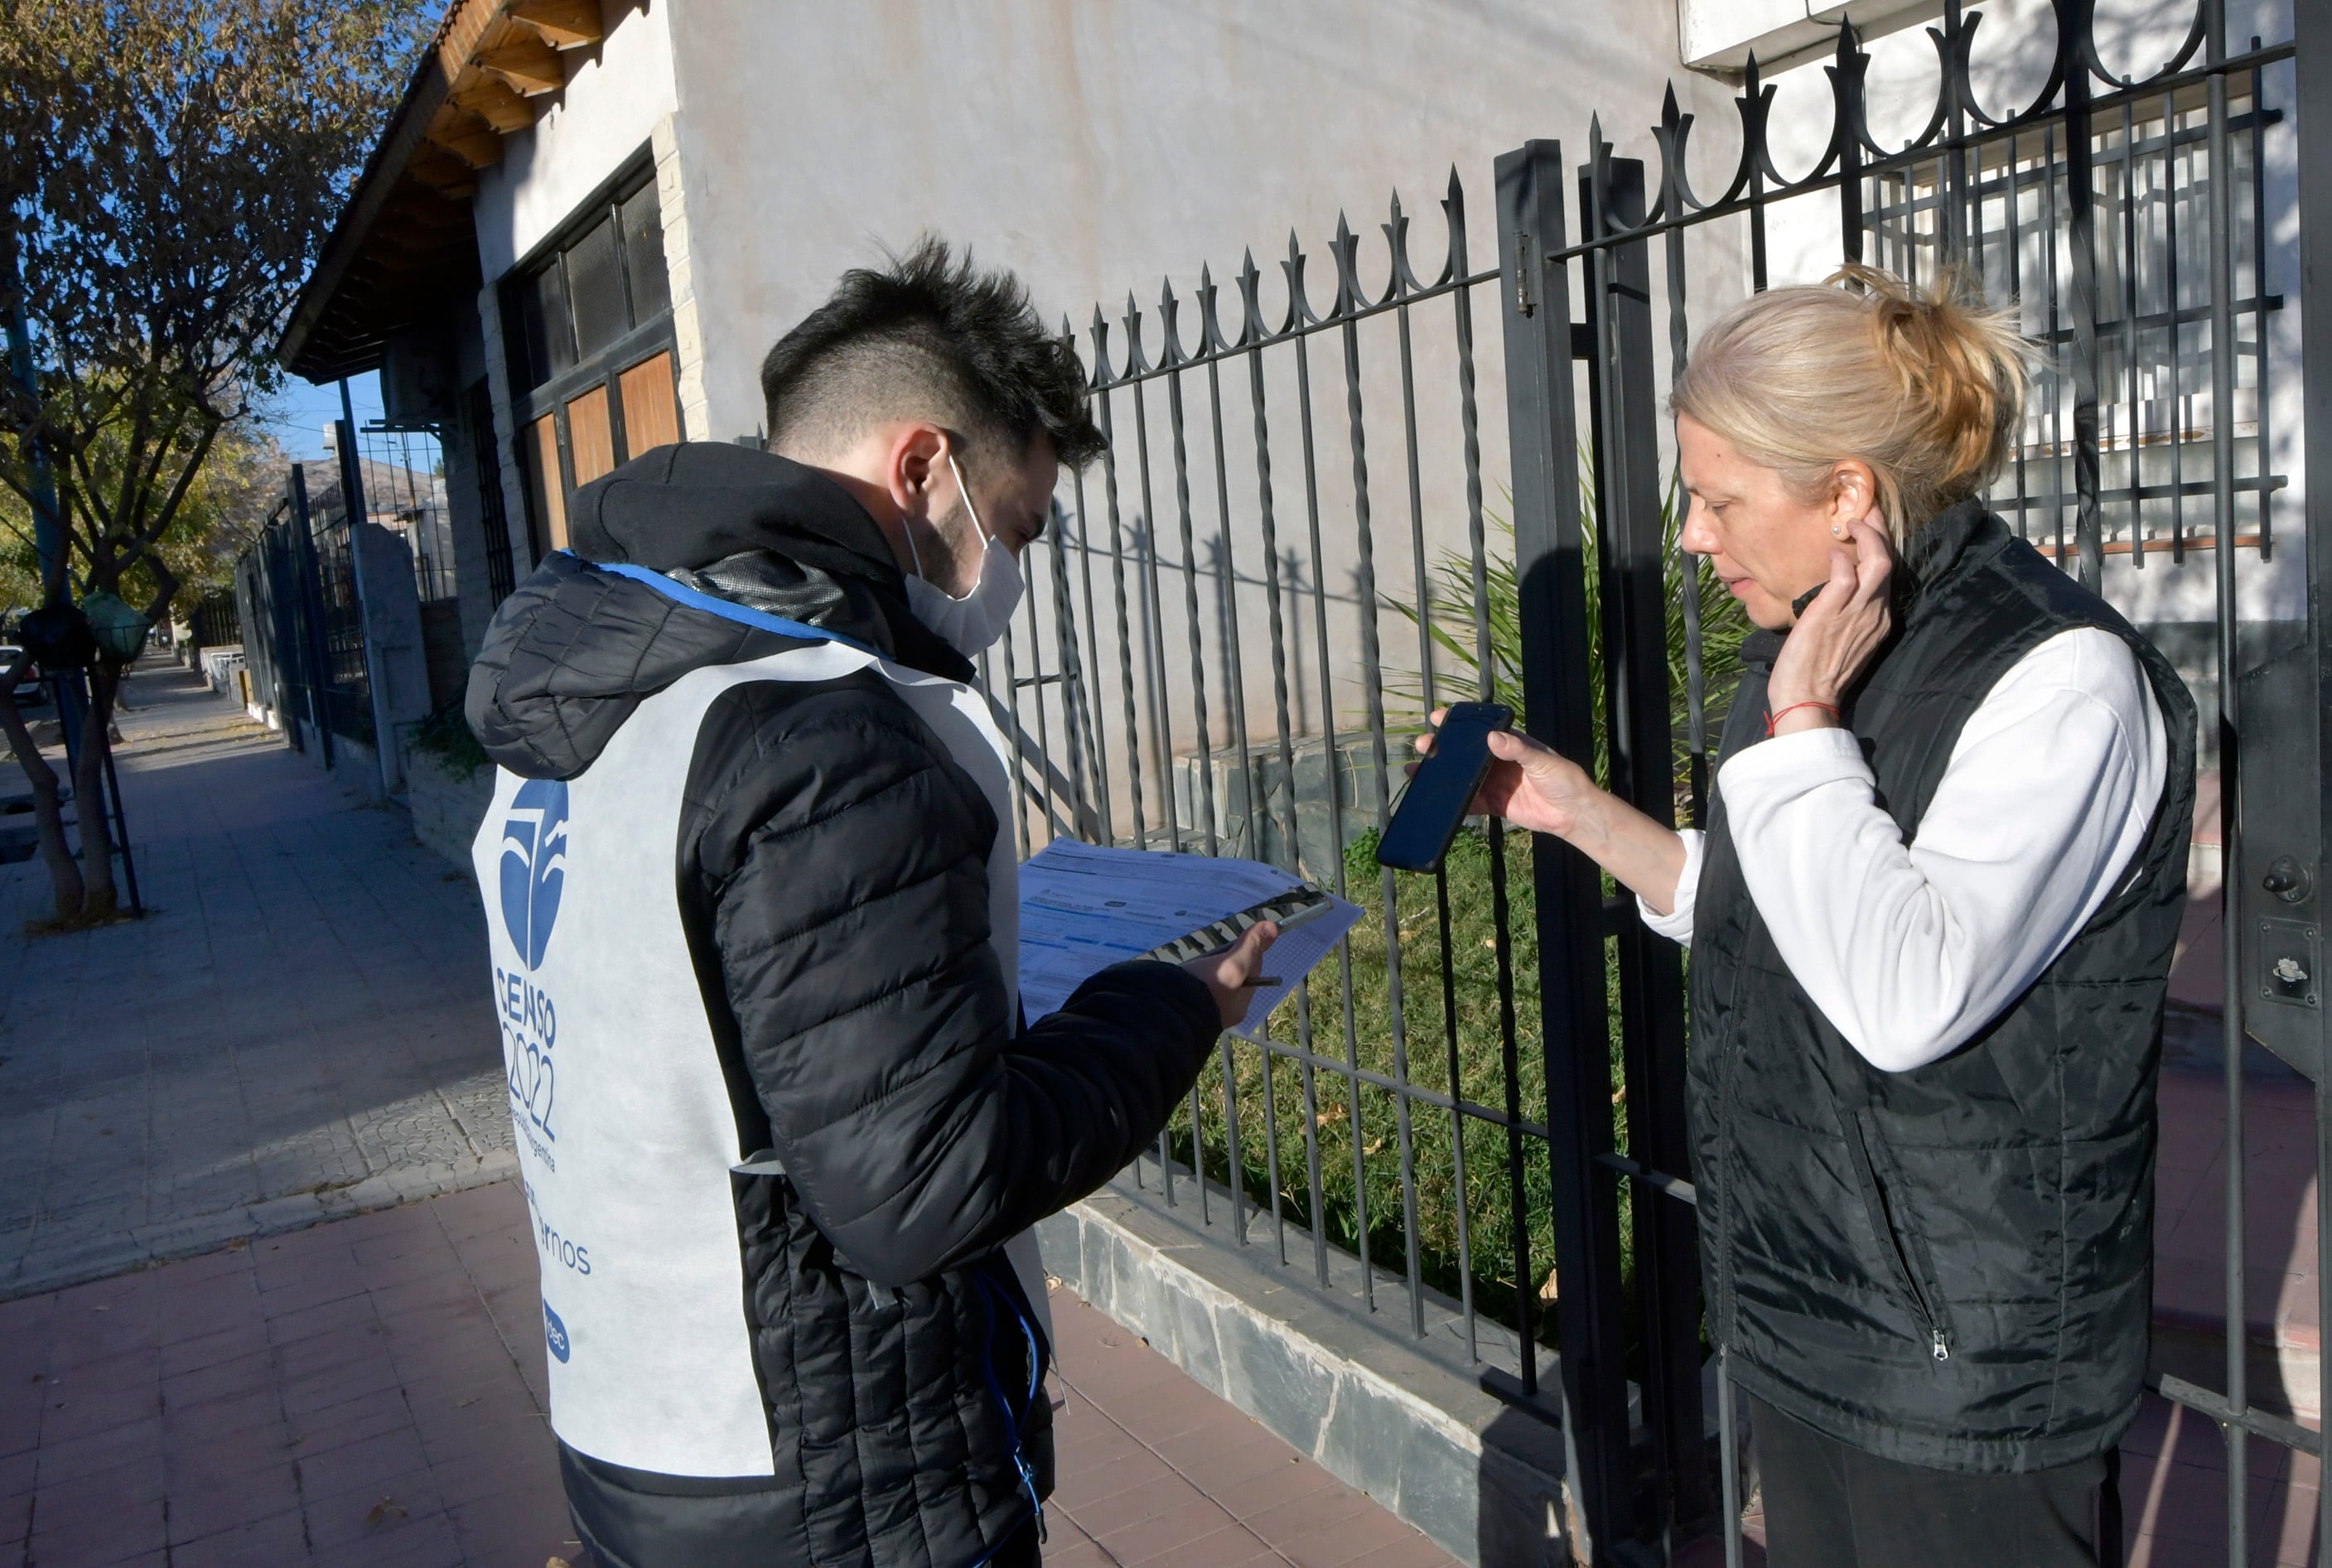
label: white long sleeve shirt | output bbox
[1640,627,2168,1073]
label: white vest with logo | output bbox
[471,604,1043,1479]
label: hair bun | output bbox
[1671,263,2032,542]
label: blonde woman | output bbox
[1428,266,2195,1562]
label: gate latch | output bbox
[2260,918,2321,1006]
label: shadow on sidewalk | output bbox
[0,660,512,1302]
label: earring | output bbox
[1831,523,1846,538]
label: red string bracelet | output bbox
[1765,701,1841,736]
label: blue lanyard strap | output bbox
[974,1272,1048,1557]
[587,556,880,658]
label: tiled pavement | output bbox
[1692,1054,2330,1568]
[2151,1054,2322,1416]
[0,661,512,1299]
[1043,1291,1455,1567]
[5,1164,2306,1568]
[2119,1390,2323,1566]
[0,1183,569,1568]
[0,1179,1455,1567]
[0,659,1458,1566]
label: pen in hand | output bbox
[1183,921,1281,1030]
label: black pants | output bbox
[1751,1398,2117,1567]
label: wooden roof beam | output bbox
[359,218,466,263]
[407,144,482,199]
[422,108,503,170]
[508,0,603,50]
[476,31,565,95]
[449,73,535,134]
[379,185,475,229]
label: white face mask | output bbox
[902,451,1025,659]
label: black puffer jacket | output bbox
[467,443,1222,1567]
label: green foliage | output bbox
[0,415,286,616]
[1163,466,1750,1343]
[0,508,35,617]
[140,425,288,605]
[409,702,490,782]
[1380,472,1754,800]
[0,0,433,621]
[0,0,428,923]
[1167,824,1634,1344]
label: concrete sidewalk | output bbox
[0,1178,1455,1567]
[0,661,513,1300]
[0,660,1455,1566]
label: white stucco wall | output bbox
[662,0,1737,447]
[1677,0,1946,72]
[640,0,1751,827]
[442,2,1760,832]
[464,0,683,594]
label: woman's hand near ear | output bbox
[1768,508,1892,732]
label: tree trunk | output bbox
[0,660,84,925]
[72,664,118,921]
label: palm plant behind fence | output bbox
[1384,476,1752,792]
[1164,471,1750,1342]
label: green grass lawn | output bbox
[1163,824,1635,1348]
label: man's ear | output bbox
[882,422,950,518]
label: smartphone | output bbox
[1375,702,1514,873]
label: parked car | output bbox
[0,647,48,707]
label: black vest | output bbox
[1688,502,2198,1474]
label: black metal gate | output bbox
[230,461,374,760]
[982,2,2327,1561]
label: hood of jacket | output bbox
[466,442,975,780]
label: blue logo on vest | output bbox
[499,779,569,970]
[544,1300,572,1363]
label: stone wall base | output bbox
[408,750,495,868]
[1039,1186,1576,1567]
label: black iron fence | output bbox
[300,466,375,745]
[342,423,458,605]
[469,379,518,607]
[978,2,2326,1561]
[186,591,239,651]
[232,461,374,760]
[977,152,1649,1551]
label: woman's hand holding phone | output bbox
[1413,708,1599,839]
[1412,709,1691,916]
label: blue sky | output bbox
[257,369,384,461]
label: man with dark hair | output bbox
[759,239,1106,472]
[466,238,1272,1568]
